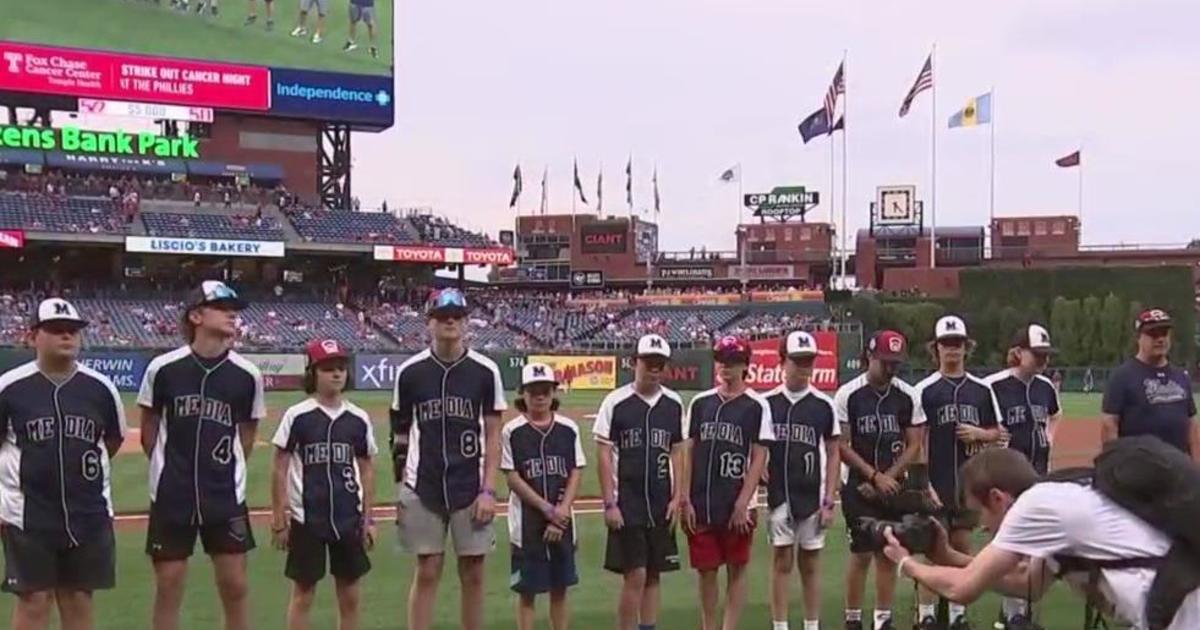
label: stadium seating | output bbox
[0,192,129,234]
[586,307,743,346]
[408,214,495,247]
[287,208,420,244]
[142,212,285,240]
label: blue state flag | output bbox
[798,108,831,143]
[948,92,992,128]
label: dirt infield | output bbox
[1048,416,1104,468]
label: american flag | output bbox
[899,54,934,118]
[824,62,845,123]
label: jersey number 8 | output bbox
[460,431,479,458]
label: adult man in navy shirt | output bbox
[1101,308,1199,461]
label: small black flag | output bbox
[625,157,633,208]
[573,159,588,205]
[509,165,522,208]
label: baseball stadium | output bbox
[2,6,1199,630]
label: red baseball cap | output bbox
[306,339,349,366]
[868,330,908,361]
[713,335,751,364]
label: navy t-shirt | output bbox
[1102,358,1196,454]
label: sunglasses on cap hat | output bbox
[426,288,468,314]
[713,335,750,362]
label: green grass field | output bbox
[0,392,1130,628]
[12,0,393,75]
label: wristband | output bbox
[603,500,618,510]
[480,488,496,498]
[822,498,836,509]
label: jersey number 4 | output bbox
[212,435,233,465]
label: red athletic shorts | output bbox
[686,527,753,570]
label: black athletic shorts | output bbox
[841,485,907,554]
[285,520,371,585]
[145,504,256,560]
[1,523,116,594]
[603,524,680,574]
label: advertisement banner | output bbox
[658,353,708,390]
[632,293,741,306]
[79,98,214,123]
[736,333,839,393]
[730,264,796,280]
[750,289,824,302]
[658,267,714,279]
[373,245,515,266]
[244,354,306,391]
[353,354,412,391]
[580,222,628,254]
[125,236,285,258]
[270,69,394,128]
[528,355,617,390]
[0,230,24,249]
[0,42,270,111]
[78,352,149,392]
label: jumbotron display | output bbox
[1,0,394,128]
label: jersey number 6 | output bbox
[81,450,101,481]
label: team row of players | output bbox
[0,284,1192,630]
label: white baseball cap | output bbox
[521,362,558,388]
[636,334,671,359]
[934,315,968,341]
[32,298,88,330]
[782,331,818,358]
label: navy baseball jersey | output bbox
[0,362,126,545]
[138,346,265,525]
[1102,358,1196,455]
[501,414,586,556]
[685,388,773,528]
[390,349,507,513]
[913,372,1001,505]
[273,399,377,542]
[984,369,1060,473]
[763,385,839,521]
[833,373,922,486]
[592,384,685,528]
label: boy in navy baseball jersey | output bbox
[835,330,924,630]
[680,336,773,630]
[501,362,586,630]
[913,316,1003,629]
[765,331,840,630]
[138,281,265,630]
[984,324,1062,629]
[594,333,687,630]
[272,339,377,630]
[390,288,507,630]
[0,299,126,630]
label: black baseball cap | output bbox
[1135,308,1172,333]
[188,281,247,311]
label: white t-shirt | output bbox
[990,482,1200,630]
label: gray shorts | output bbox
[349,4,375,24]
[396,485,495,557]
[300,0,328,16]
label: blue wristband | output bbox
[480,488,496,498]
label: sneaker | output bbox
[877,621,895,630]
[916,616,942,630]
[194,1,205,13]
[210,5,218,16]
[243,14,257,25]
[370,46,378,59]
[342,41,358,52]
[949,618,974,630]
[1002,615,1044,630]
[844,621,863,630]
[265,19,274,30]
[311,33,322,44]
[290,26,307,37]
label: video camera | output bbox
[855,463,942,554]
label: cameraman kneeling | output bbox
[882,448,1200,629]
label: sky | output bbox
[353,0,1200,255]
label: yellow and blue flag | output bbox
[948,92,992,128]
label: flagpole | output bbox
[930,43,938,270]
[1077,145,1084,237]
[572,159,577,216]
[840,49,849,289]
[989,87,996,224]
[738,164,747,293]
[829,129,836,226]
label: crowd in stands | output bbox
[285,205,420,244]
[407,214,495,248]
[0,190,129,234]
[143,211,284,240]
